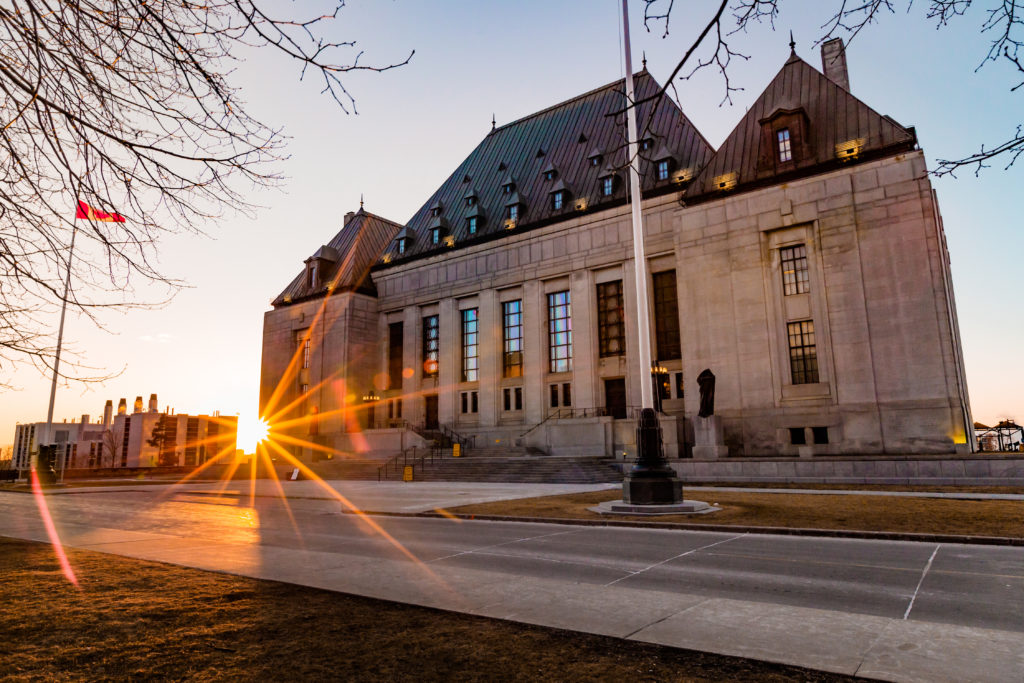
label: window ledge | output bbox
[781,382,831,401]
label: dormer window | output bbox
[552,191,564,210]
[590,157,601,167]
[507,204,519,221]
[657,160,670,181]
[397,238,407,255]
[544,170,556,181]
[503,183,514,194]
[588,146,603,167]
[601,177,614,196]
[467,216,478,234]
[758,108,810,173]
[778,128,792,163]
[431,227,441,244]
[431,207,441,217]
[303,246,338,291]
[466,196,476,207]
[640,138,653,152]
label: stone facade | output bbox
[259,46,972,460]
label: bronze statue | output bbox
[697,368,715,418]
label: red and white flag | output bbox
[76,200,125,222]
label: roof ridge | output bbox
[491,71,651,135]
[352,209,404,228]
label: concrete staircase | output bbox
[301,458,389,481]
[464,445,543,458]
[298,446,625,484]
[406,455,623,484]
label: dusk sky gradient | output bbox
[3,1,1021,441]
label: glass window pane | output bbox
[547,291,572,373]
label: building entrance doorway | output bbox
[604,378,627,419]
[424,395,439,430]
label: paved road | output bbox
[2,482,1022,682]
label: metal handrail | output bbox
[440,423,475,449]
[518,408,565,439]
[519,405,672,439]
[376,443,451,481]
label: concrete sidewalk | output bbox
[2,481,1022,682]
[23,480,620,512]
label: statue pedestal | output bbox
[693,415,728,459]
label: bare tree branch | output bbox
[640,1,1024,175]
[0,1,410,386]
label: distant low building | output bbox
[974,420,1023,452]
[11,394,238,474]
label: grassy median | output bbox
[448,489,1024,538]
[0,537,864,682]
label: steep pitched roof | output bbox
[273,209,403,306]
[380,71,713,265]
[686,51,916,200]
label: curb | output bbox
[344,509,1024,547]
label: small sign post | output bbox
[452,443,461,458]
[402,465,414,482]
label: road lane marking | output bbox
[904,543,941,620]
[604,533,748,586]
[427,528,577,563]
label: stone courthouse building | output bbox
[260,41,973,460]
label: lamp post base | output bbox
[623,407,684,505]
[622,474,683,505]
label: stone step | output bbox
[391,457,624,484]
[464,446,534,458]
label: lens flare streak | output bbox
[30,470,79,588]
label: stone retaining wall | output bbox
[669,454,1024,485]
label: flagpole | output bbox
[619,0,684,507]
[621,0,654,412]
[41,224,78,484]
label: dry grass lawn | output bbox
[450,490,1024,538]
[0,537,864,682]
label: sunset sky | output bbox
[2,1,1021,441]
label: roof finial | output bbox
[491,113,496,131]
[789,30,796,55]
[359,193,364,210]
[641,51,647,70]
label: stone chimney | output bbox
[344,211,355,225]
[81,414,90,426]
[103,400,113,427]
[149,393,158,413]
[133,396,143,414]
[117,398,127,416]
[821,38,850,92]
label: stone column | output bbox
[569,270,596,411]
[523,280,545,426]
[438,297,458,426]
[478,289,499,427]
[402,305,419,425]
